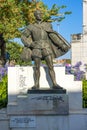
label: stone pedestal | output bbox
[7,89,69,130]
[7,89,68,115]
[7,66,83,130]
[28,89,68,115]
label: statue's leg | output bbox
[32,57,41,89]
[45,55,63,89]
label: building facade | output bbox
[71,0,87,67]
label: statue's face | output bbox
[34,10,42,21]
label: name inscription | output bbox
[10,116,36,128]
[31,95,64,102]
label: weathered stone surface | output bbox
[7,92,69,115]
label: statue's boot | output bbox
[52,84,63,89]
[31,85,39,89]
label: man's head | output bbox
[34,10,42,21]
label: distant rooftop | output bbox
[71,33,82,42]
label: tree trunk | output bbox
[0,34,6,65]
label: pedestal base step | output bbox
[27,88,66,94]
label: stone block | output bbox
[7,89,69,115]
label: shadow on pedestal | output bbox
[27,88,66,94]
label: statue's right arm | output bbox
[21,28,32,48]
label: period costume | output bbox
[21,22,70,61]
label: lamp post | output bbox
[57,24,60,33]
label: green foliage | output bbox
[0,0,25,41]
[0,0,71,41]
[82,80,87,108]
[6,42,32,65]
[0,75,8,109]
[41,60,46,65]
[66,59,71,64]
[6,42,23,63]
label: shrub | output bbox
[65,61,85,81]
[0,75,8,108]
[82,80,87,108]
[0,64,8,109]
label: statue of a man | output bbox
[21,10,70,89]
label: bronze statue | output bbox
[21,10,71,89]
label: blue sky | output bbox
[42,0,83,59]
[15,0,82,59]
[43,0,82,41]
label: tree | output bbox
[17,0,71,24]
[0,0,71,63]
[0,0,71,40]
[0,34,6,63]
[0,0,25,62]
[0,0,25,41]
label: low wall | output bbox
[0,108,9,130]
[0,108,87,130]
